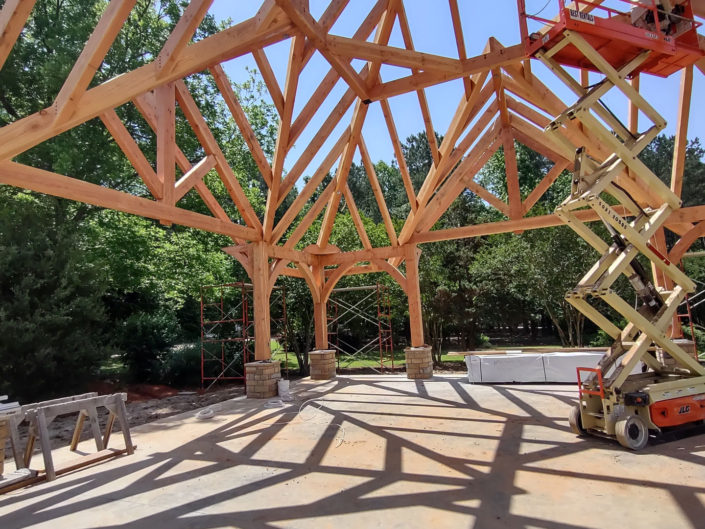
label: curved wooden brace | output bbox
[296,263,321,303]
[370,259,408,294]
[268,258,290,294]
[669,220,705,263]
[321,262,356,302]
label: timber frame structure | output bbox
[1,0,705,362]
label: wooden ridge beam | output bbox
[0,14,294,162]
[0,161,255,240]
[0,0,37,70]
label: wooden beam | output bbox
[276,0,369,101]
[156,0,213,75]
[99,109,162,199]
[358,135,398,246]
[284,178,336,249]
[380,98,417,211]
[175,155,216,201]
[0,161,256,240]
[0,14,294,162]
[264,34,305,241]
[671,66,693,198]
[0,0,37,71]
[395,2,439,166]
[318,245,406,266]
[289,0,386,147]
[522,160,570,215]
[54,0,137,124]
[252,48,285,117]
[272,130,349,244]
[367,43,525,101]
[448,0,472,97]
[342,185,372,250]
[411,207,630,244]
[174,81,262,230]
[251,241,272,360]
[405,245,424,347]
[156,83,176,209]
[210,65,273,187]
[503,128,522,221]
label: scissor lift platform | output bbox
[519,0,704,77]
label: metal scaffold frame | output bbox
[200,282,287,389]
[327,284,394,372]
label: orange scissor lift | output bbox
[518,0,705,449]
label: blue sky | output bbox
[207,1,705,176]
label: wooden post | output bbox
[252,242,272,360]
[313,263,328,350]
[405,244,424,347]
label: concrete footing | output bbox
[245,360,281,398]
[404,345,433,379]
[309,349,336,380]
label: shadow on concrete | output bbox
[1,376,704,529]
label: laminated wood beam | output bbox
[0,0,37,70]
[156,0,213,75]
[53,0,137,124]
[0,161,256,240]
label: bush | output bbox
[160,342,202,387]
[118,310,181,382]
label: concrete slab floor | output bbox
[0,375,704,529]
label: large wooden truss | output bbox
[1,1,704,360]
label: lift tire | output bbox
[615,415,649,451]
[568,405,586,436]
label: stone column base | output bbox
[404,346,433,379]
[245,360,281,398]
[309,349,336,380]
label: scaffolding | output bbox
[327,284,394,372]
[200,282,287,389]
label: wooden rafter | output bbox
[380,98,417,211]
[358,136,398,246]
[342,185,373,250]
[53,0,137,124]
[156,0,214,75]
[275,0,369,101]
[252,48,285,117]
[0,0,37,70]
[210,65,273,187]
[448,0,471,97]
